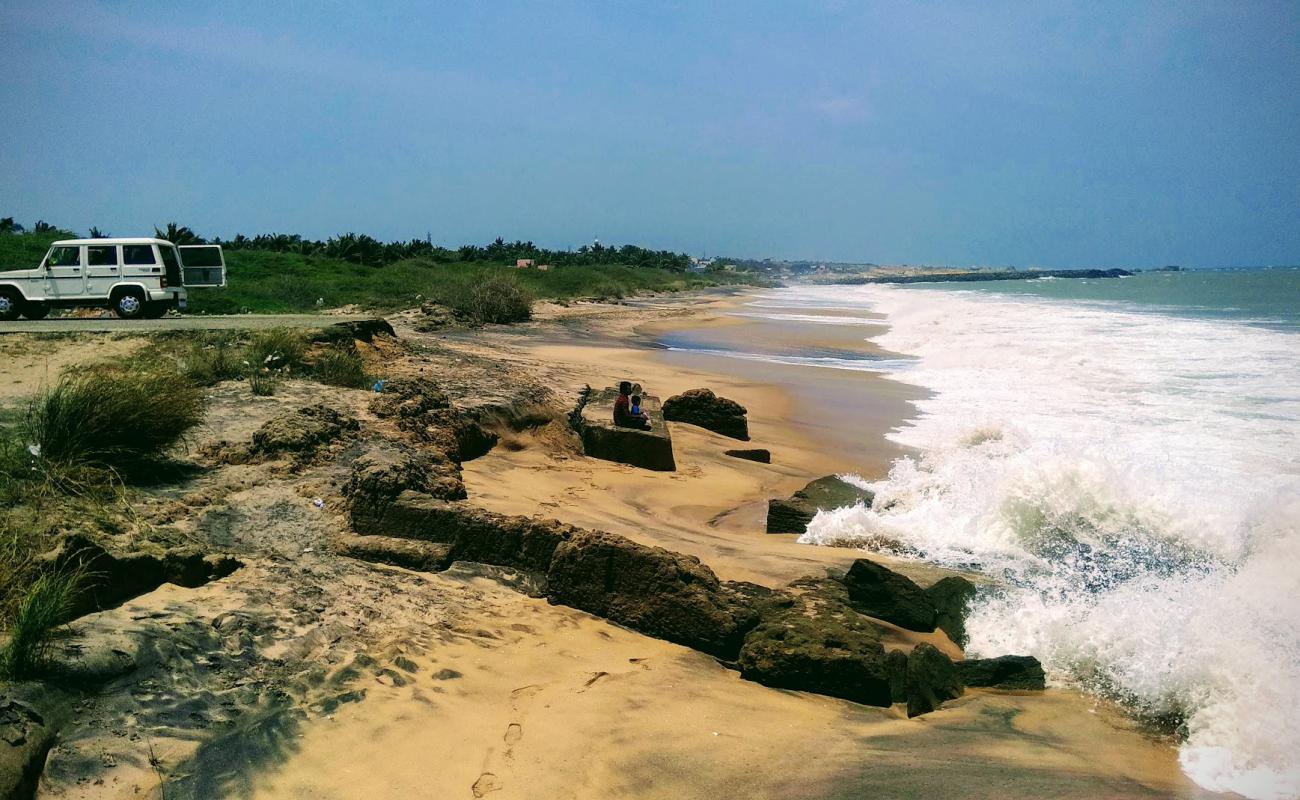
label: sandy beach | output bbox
[0,292,1231,799]
[250,293,1223,799]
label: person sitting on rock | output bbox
[613,381,651,430]
[629,395,651,426]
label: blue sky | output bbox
[2,1,1297,267]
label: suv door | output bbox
[178,245,226,287]
[43,245,86,299]
[85,244,121,296]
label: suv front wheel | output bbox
[112,290,147,319]
[0,290,21,321]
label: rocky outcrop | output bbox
[924,576,978,647]
[339,480,1020,718]
[251,404,359,458]
[335,534,454,573]
[346,443,466,532]
[548,530,759,659]
[842,558,936,632]
[662,389,749,440]
[906,643,964,717]
[313,317,396,345]
[347,490,755,658]
[766,475,874,534]
[413,302,459,332]
[724,448,771,463]
[370,377,498,462]
[957,656,1046,690]
[575,388,676,471]
[737,579,893,706]
[47,534,241,618]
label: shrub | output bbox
[465,273,533,324]
[312,347,371,389]
[182,338,246,386]
[248,370,279,396]
[0,568,81,679]
[246,329,307,373]
[25,368,204,466]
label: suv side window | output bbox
[123,245,157,265]
[87,246,119,267]
[46,246,81,267]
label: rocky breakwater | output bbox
[338,436,1044,715]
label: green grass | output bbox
[26,368,204,467]
[0,568,82,679]
[312,347,371,388]
[246,328,308,372]
[185,252,761,316]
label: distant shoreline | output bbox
[822,267,1133,285]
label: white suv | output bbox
[0,238,226,320]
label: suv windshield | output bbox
[46,246,81,267]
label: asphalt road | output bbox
[0,314,375,334]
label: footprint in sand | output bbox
[472,772,502,797]
[504,723,523,746]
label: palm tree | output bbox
[89,226,110,238]
[154,222,203,245]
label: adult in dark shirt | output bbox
[613,381,650,430]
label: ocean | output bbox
[687,268,1300,800]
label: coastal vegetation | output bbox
[0,220,767,318]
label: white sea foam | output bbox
[789,284,1300,799]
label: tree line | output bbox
[159,223,691,271]
[2,218,693,272]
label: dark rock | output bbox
[924,576,978,646]
[796,476,874,510]
[577,388,675,471]
[546,529,758,659]
[886,648,909,703]
[906,643,964,717]
[724,448,771,463]
[957,656,1046,690]
[737,579,893,706]
[662,388,749,440]
[0,693,67,800]
[359,491,577,574]
[766,497,816,534]
[842,559,936,632]
[766,475,873,534]
[313,318,395,344]
[251,404,359,457]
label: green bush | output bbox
[246,329,307,373]
[0,568,81,679]
[467,273,533,324]
[312,347,371,389]
[26,369,204,466]
[248,370,279,396]
[182,338,246,386]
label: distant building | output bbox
[536,264,551,271]
[516,259,535,269]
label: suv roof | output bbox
[51,238,177,246]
